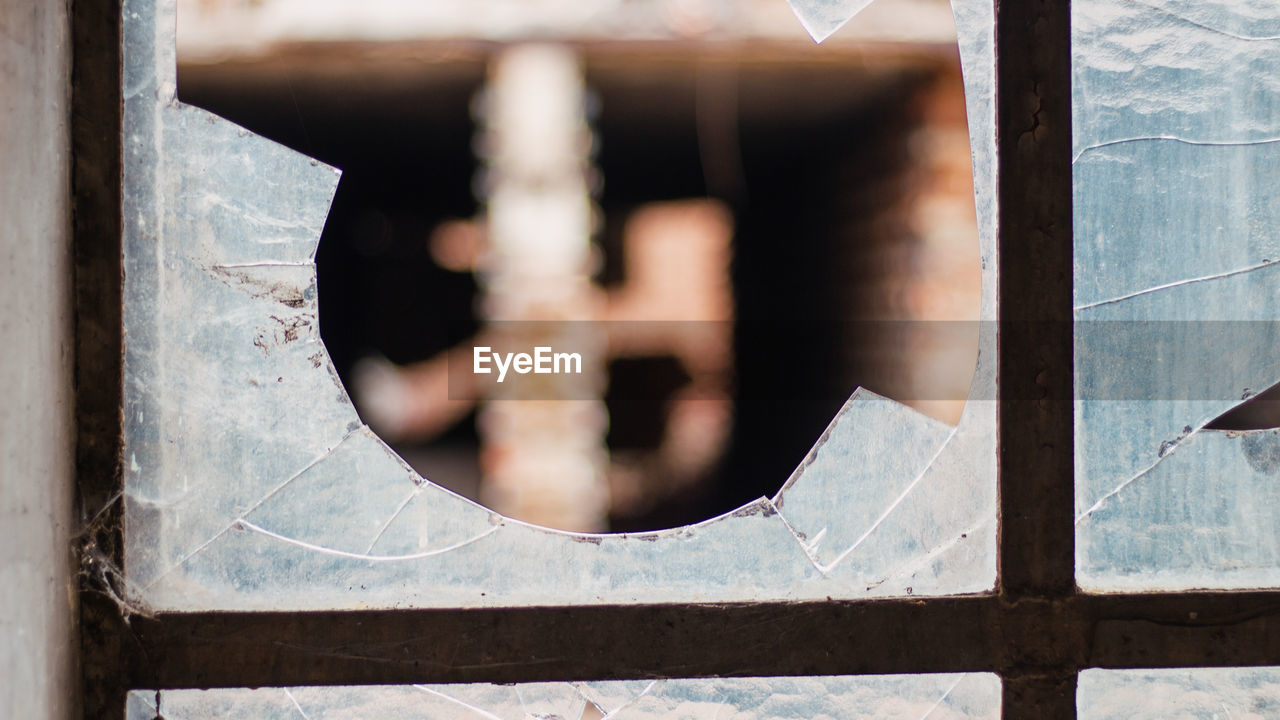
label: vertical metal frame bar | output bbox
[71,0,127,717]
[994,0,1075,716]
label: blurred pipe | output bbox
[474,45,610,532]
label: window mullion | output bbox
[993,0,1076,715]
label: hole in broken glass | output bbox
[176,2,980,533]
[1206,380,1280,431]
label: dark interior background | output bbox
[179,49,938,530]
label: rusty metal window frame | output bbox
[69,0,1280,718]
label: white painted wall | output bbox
[0,0,77,717]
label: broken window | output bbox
[81,0,1280,716]
[1072,0,1280,591]
[121,0,997,612]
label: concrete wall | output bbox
[0,0,77,717]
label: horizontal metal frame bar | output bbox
[97,591,1280,690]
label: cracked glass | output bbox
[127,674,1002,720]
[122,0,997,611]
[1079,667,1280,719]
[1073,0,1280,590]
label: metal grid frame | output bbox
[69,0,1280,717]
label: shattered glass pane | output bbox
[1078,667,1280,719]
[1073,0,1280,590]
[122,0,997,610]
[127,674,1001,719]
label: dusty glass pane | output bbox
[128,674,1001,719]
[1079,668,1280,719]
[121,0,997,610]
[1072,0,1280,591]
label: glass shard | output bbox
[785,0,877,42]
[773,389,994,594]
